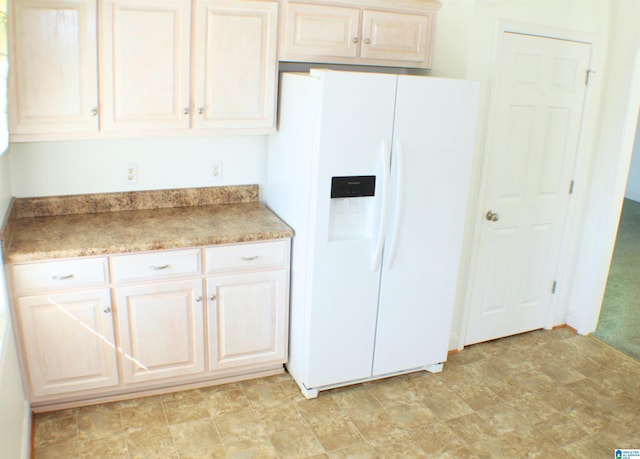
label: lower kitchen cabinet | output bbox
[207,270,288,370]
[17,289,119,398]
[9,239,290,408]
[115,279,205,385]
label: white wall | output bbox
[0,152,30,459]
[8,135,267,197]
[624,114,640,202]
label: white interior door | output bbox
[465,32,591,345]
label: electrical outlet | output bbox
[212,160,222,182]
[125,163,138,185]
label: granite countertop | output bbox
[1,186,293,264]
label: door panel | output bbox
[18,290,118,397]
[116,279,204,384]
[195,0,277,130]
[465,32,591,345]
[373,76,479,375]
[100,0,190,131]
[282,3,360,59]
[360,10,431,64]
[9,0,98,134]
[207,270,287,370]
[305,71,396,388]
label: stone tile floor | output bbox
[32,327,640,458]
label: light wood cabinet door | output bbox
[9,0,99,135]
[282,2,359,60]
[360,9,433,65]
[116,279,205,384]
[17,289,118,398]
[207,270,288,370]
[100,0,191,132]
[194,0,278,132]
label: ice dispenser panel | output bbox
[329,176,376,240]
[330,176,376,198]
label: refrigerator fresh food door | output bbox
[372,75,479,376]
[305,71,397,388]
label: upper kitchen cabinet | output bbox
[8,0,278,141]
[194,0,278,133]
[99,0,191,132]
[279,0,440,69]
[8,0,99,137]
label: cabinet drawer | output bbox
[111,249,201,283]
[205,240,289,274]
[12,258,109,294]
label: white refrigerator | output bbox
[264,70,479,398]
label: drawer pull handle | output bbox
[241,256,258,261]
[149,264,170,271]
[52,274,74,281]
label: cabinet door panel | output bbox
[9,0,98,134]
[195,0,277,131]
[100,0,190,131]
[116,279,204,384]
[360,10,432,64]
[207,270,287,370]
[282,2,360,59]
[18,289,118,397]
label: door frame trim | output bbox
[457,20,600,349]
[569,39,640,335]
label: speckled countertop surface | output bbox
[1,186,293,264]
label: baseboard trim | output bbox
[552,323,577,333]
[22,400,31,459]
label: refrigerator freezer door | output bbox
[372,76,479,376]
[304,71,397,388]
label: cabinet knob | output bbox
[209,295,217,301]
[183,107,190,115]
[195,296,203,303]
[352,37,359,44]
[198,108,205,115]
[103,306,112,314]
[90,108,98,116]
[364,38,371,45]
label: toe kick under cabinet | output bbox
[8,239,290,409]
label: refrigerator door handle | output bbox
[372,140,391,271]
[386,141,405,270]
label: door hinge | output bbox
[569,180,575,195]
[585,69,595,85]
[551,281,557,294]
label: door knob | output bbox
[485,210,499,222]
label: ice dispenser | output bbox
[329,176,376,240]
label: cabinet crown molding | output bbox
[281,0,441,13]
